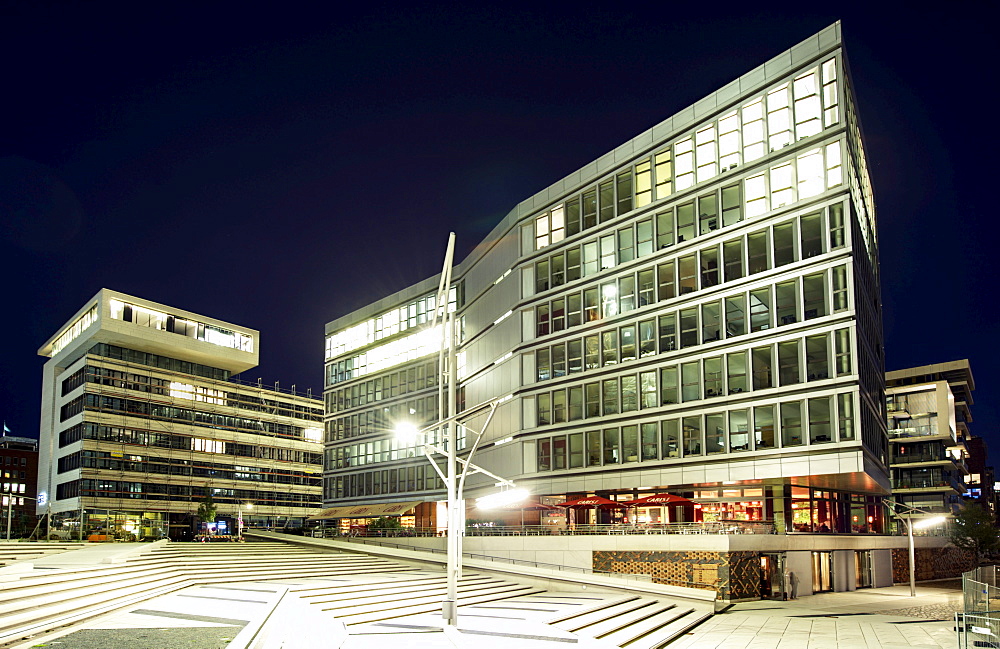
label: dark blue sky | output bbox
[1,3,997,455]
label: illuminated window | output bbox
[635,160,653,207]
[744,174,767,217]
[654,149,673,199]
[797,149,824,198]
[767,84,792,151]
[718,111,740,172]
[742,98,766,162]
[770,163,793,208]
[192,438,224,454]
[695,125,717,183]
[674,137,694,191]
[51,305,98,355]
[822,58,839,127]
[793,69,822,139]
[825,142,842,187]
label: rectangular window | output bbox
[681,361,701,402]
[583,241,599,277]
[618,227,634,263]
[809,396,832,444]
[742,98,766,162]
[620,325,637,362]
[599,180,615,223]
[622,425,639,462]
[723,238,743,282]
[770,162,794,208]
[603,428,620,464]
[678,254,697,294]
[641,422,658,460]
[617,171,633,215]
[551,297,566,332]
[640,370,657,409]
[661,419,679,458]
[584,287,599,322]
[829,203,845,249]
[600,235,615,270]
[679,308,698,348]
[635,161,653,208]
[797,149,824,198]
[582,189,597,229]
[682,416,702,456]
[781,401,802,447]
[568,386,583,421]
[584,335,600,369]
[660,365,678,405]
[553,435,567,470]
[567,339,583,374]
[696,125,717,183]
[832,265,848,311]
[730,409,750,452]
[537,393,551,426]
[656,209,674,250]
[838,392,855,440]
[752,345,773,390]
[639,319,656,357]
[566,197,581,237]
[775,280,799,325]
[802,272,827,320]
[658,313,677,352]
[721,183,742,227]
[566,247,581,282]
[702,300,721,342]
[767,84,792,151]
[602,378,619,415]
[567,293,582,328]
[706,412,725,454]
[621,376,638,413]
[552,389,567,423]
[826,141,843,186]
[704,356,723,398]
[754,405,775,448]
[654,149,673,199]
[675,138,694,191]
[552,342,567,377]
[773,221,796,267]
[725,294,746,337]
[551,252,565,288]
[585,382,600,418]
[677,202,695,243]
[569,432,584,468]
[586,430,601,466]
[749,287,771,332]
[806,333,830,381]
[638,269,654,307]
[747,229,769,274]
[727,351,748,394]
[835,329,852,376]
[657,261,676,300]
[745,173,767,217]
[719,112,740,172]
[536,304,550,336]
[699,192,719,235]
[636,218,654,257]
[536,348,551,382]
[700,246,720,288]
[794,69,822,139]
[601,329,618,366]
[778,340,801,386]
[619,275,636,313]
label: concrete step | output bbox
[552,596,647,631]
[585,600,673,638]
[303,576,503,606]
[617,611,712,649]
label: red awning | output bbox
[620,494,695,507]
[553,496,627,510]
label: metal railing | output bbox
[311,520,776,538]
[299,531,721,597]
[957,565,1000,648]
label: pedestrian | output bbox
[789,571,799,599]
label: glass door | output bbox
[811,551,833,592]
[760,553,785,599]
[855,550,873,588]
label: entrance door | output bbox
[760,553,785,599]
[855,550,873,588]
[811,551,833,592]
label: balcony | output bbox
[888,424,944,439]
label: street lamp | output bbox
[394,397,520,628]
[238,502,253,541]
[885,499,947,597]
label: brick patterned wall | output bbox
[594,550,760,599]
[891,546,974,583]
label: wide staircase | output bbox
[0,542,86,567]
[0,541,414,647]
[0,540,714,648]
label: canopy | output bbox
[307,500,422,521]
[620,494,695,507]
[553,496,627,510]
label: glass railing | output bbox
[888,425,941,438]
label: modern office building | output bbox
[1,432,39,538]
[885,360,975,522]
[38,290,323,540]
[322,23,914,594]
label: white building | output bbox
[38,289,323,540]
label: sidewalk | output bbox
[670,582,962,649]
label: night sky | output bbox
[2,4,997,456]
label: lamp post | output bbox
[885,499,946,597]
[395,397,521,628]
[238,503,253,541]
